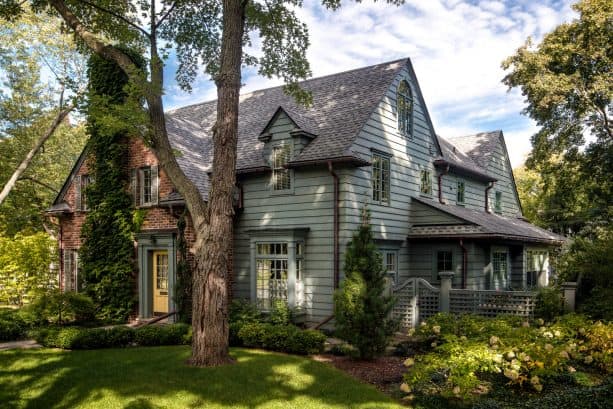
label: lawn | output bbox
[0,346,404,409]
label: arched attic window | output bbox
[397,80,413,137]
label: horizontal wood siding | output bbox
[485,136,522,217]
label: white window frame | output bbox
[271,144,292,192]
[372,153,391,205]
[250,234,306,311]
[81,175,92,211]
[138,165,159,207]
[525,249,549,288]
[490,247,510,290]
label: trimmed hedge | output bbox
[33,323,191,349]
[0,308,36,341]
[238,322,326,355]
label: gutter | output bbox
[437,164,450,204]
[328,161,340,290]
[485,181,495,213]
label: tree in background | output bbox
[0,233,57,306]
[504,0,612,319]
[0,9,87,236]
[334,208,397,360]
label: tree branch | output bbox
[17,176,59,193]
[75,0,151,39]
[155,1,177,29]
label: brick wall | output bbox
[54,137,233,299]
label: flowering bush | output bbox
[402,313,612,401]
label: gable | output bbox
[410,200,466,226]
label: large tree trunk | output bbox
[189,0,245,367]
[0,103,73,205]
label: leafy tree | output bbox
[502,0,612,234]
[0,232,57,306]
[334,208,397,360]
[1,0,401,366]
[0,9,87,236]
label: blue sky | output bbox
[162,0,577,168]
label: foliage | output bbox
[578,287,613,322]
[174,212,192,324]
[334,209,397,359]
[0,9,87,236]
[237,322,326,355]
[0,232,57,305]
[0,308,33,341]
[27,291,96,325]
[79,52,144,322]
[268,299,293,325]
[401,313,612,403]
[33,323,191,349]
[503,0,612,234]
[535,287,565,321]
[228,299,264,346]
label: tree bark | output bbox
[189,0,245,367]
[0,104,73,205]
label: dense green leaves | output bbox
[334,209,397,360]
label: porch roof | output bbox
[408,197,566,245]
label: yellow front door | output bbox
[153,251,169,314]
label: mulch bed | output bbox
[313,354,406,394]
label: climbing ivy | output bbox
[79,51,144,322]
[174,211,192,324]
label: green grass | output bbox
[0,346,404,409]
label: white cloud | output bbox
[163,0,577,167]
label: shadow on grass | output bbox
[0,346,402,409]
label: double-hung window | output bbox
[133,165,158,207]
[397,80,413,137]
[372,153,390,204]
[491,249,509,290]
[494,191,502,213]
[63,249,79,292]
[420,170,432,195]
[272,144,291,191]
[456,181,465,204]
[381,250,398,282]
[526,250,549,288]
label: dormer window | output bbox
[397,80,413,137]
[272,144,291,191]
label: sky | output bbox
[162,0,578,168]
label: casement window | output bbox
[456,181,465,204]
[372,153,390,204]
[131,165,159,207]
[397,80,413,137]
[437,251,453,272]
[272,144,291,191]
[63,249,79,292]
[491,249,509,290]
[526,250,549,288]
[253,239,305,311]
[420,170,432,195]
[381,250,398,282]
[494,191,502,213]
[74,175,93,211]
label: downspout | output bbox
[459,239,467,289]
[438,164,450,204]
[328,161,340,290]
[485,181,495,213]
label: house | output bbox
[46,58,564,325]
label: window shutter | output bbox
[74,175,82,211]
[131,169,139,207]
[138,169,144,206]
[151,165,159,205]
[63,251,73,291]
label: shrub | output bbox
[0,317,25,341]
[334,209,398,360]
[579,286,613,322]
[535,287,564,321]
[237,322,326,355]
[27,291,96,325]
[402,313,613,402]
[228,299,263,346]
[33,323,190,349]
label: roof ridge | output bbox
[167,57,409,114]
[448,130,502,140]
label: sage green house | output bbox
[163,58,564,326]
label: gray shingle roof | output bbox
[436,136,496,182]
[447,131,502,170]
[410,197,565,244]
[165,59,407,198]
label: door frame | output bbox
[152,250,170,314]
[136,231,177,321]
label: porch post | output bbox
[562,282,578,312]
[439,271,454,313]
